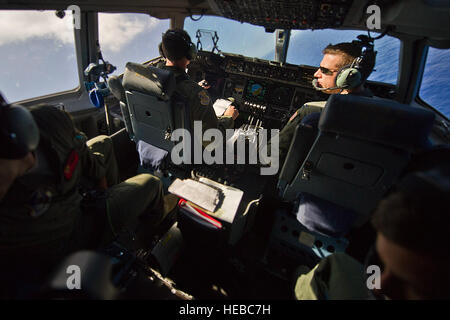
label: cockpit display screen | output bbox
[245,80,266,101]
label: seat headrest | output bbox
[319,94,436,151]
[107,76,126,103]
[122,62,175,101]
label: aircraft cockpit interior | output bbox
[0,0,449,302]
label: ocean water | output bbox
[420,47,450,118]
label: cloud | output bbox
[0,11,73,46]
[0,11,163,53]
[98,13,161,52]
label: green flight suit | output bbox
[0,105,164,259]
[277,101,327,166]
[160,65,234,145]
[294,253,371,300]
[276,88,374,168]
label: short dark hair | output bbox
[323,42,362,68]
[323,42,375,83]
[371,163,450,258]
[161,29,192,61]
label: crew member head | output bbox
[313,42,375,94]
[159,29,197,70]
[370,161,450,299]
[0,93,39,201]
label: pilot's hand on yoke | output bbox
[224,105,239,120]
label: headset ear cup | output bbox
[335,65,349,89]
[335,66,362,89]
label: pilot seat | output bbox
[108,62,194,172]
[267,94,436,273]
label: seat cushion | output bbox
[296,193,358,238]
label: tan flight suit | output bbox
[0,105,164,259]
[160,65,235,143]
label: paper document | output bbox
[198,177,243,221]
[213,99,232,116]
[168,178,221,212]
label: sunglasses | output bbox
[318,66,339,76]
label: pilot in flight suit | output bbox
[160,64,235,135]
[0,104,165,260]
[275,41,375,167]
[157,29,238,145]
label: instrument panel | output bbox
[189,51,327,129]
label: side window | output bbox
[0,10,79,102]
[419,47,450,118]
[98,13,170,75]
[367,34,400,84]
[287,30,400,85]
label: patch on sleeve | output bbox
[289,110,298,122]
[198,90,210,106]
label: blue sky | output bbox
[0,11,448,117]
[0,11,170,102]
[185,16,276,60]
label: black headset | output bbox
[159,29,197,61]
[0,93,40,159]
[334,35,377,89]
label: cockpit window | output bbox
[98,13,170,75]
[419,47,450,118]
[287,29,400,85]
[0,10,79,102]
[184,16,276,60]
